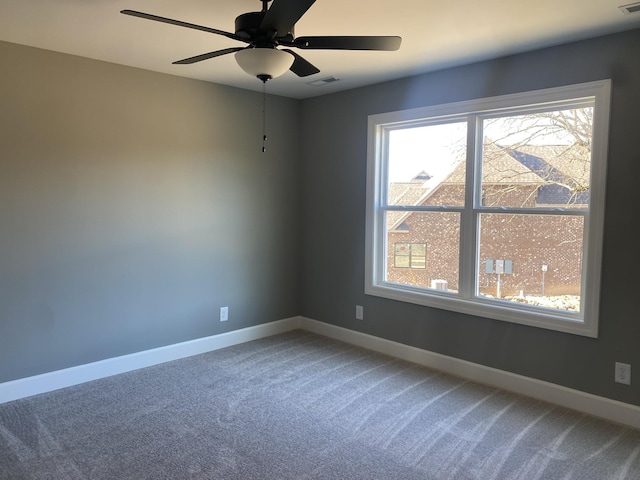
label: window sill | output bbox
[365,282,596,338]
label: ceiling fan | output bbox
[121,0,402,83]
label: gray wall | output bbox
[299,29,640,407]
[0,41,300,383]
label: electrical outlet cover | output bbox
[615,362,631,385]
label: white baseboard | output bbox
[0,317,301,404]
[3,315,638,431]
[299,317,640,430]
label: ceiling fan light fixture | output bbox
[235,48,294,81]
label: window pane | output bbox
[411,243,426,256]
[395,255,410,268]
[387,122,467,207]
[394,243,410,268]
[386,212,460,291]
[410,257,426,269]
[477,213,584,312]
[481,107,593,209]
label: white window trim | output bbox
[365,80,611,338]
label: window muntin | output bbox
[366,81,610,337]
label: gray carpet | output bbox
[1,330,639,479]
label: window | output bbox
[394,243,427,268]
[365,80,611,337]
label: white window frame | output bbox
[365,80,611,338]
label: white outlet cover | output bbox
[220,307,229,322]
[615,362,631,385]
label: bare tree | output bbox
[481,106,593,207]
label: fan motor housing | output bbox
[235,11,294,42]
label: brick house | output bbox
[386,143,588,298]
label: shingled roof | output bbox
[387,142,590,230]
[436,142,589,205]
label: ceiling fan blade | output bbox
[282,49,320,77]
[295,36,402,51]
[173,47,245,65]
[260,0,316,37]
[121,10,244,43]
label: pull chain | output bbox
[261,80,267,153]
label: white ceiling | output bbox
[1,0,640,99]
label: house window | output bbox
[394,243,427,268]
[365,80,611,337]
